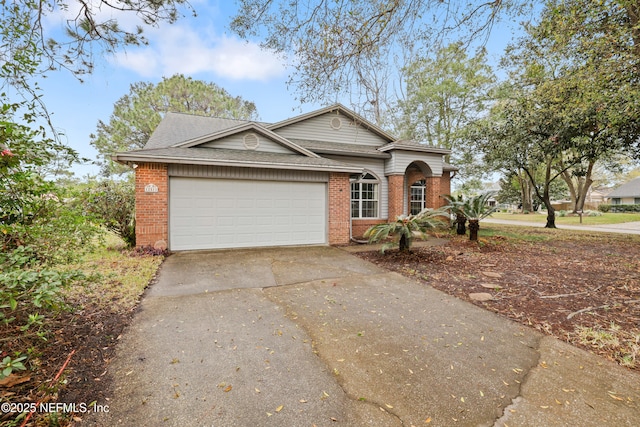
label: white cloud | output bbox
[112,25,286,81]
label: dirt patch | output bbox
[356,228,640,371]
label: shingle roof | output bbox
[608,176,640,198]
[290,139,391,158]
[113,147,362,173]
[144,113,251,149]
[378,140,451,155]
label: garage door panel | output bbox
[170,178,327,250]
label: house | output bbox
[606,176,640,205]
[113,104,455,251]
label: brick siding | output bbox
[439,172,452,207]
[328,172,351,245]
[135,163,168,249]
[387,175,405,220]
[351,219,387,239]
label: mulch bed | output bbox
[0,307,133,426]
[356,230,640,371]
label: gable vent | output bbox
[243,133,260,150]
[330,117,342,130]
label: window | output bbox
[635,198,640,205]
[612,198,621,205]
[351,173,379,218]
[410,180,426,215]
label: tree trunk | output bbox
[560,169,578,212]
[543,160,556,228]
[455,213,467,235]
[545,203,556,228]
[576,160,595,213]
[399,233,410,252]
[517,172,533,212]
[468,219,480,241]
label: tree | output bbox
[364,211,444,252]
[442,193,498,241]
[1,1,193,111]
[90,74,259,175]
[397,43,495,150]
[0,103,100,262]
[477,0,640,227]
[229,0,528,115]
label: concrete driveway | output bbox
[88,246,640,426]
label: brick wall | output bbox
[388,174,405,220]
[135,163,168,249]
[328,172,351,245]
[439,172,452,207]
[425,176,442,209]
[351,219,386,239]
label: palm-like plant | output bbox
[364,209,444,252]
[443,195,467,235]
[442,192,498,241]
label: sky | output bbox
[34,0,523,178]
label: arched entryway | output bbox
[405,161,440,215]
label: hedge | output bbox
[598,204,640,213]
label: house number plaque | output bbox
[144,183,159,193]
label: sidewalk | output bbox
[484,218,640,235]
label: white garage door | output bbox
[169,178,327,250]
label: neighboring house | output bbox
[113,104,456,251]
[606,177,640,205]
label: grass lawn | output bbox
[491,211,640,225]
[64,232,165,312]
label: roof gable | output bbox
[172,122,320,158]
[268,104,396,145]
[144,112,249,149]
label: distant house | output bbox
[606,177,640,205]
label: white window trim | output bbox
[351,171,380,219]
[410,180,426,215]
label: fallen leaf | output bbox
[385,404,394,409]
[0,375,30,388]
[223,385,232,392]
[275,405,284,412]
[300,399,308,403]
[425,417,432,423]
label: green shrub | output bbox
[0,247,87,332]
[83,179,136,247]
[598,204,611,212]
[585,210,603,217]
[604,204,640,213]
